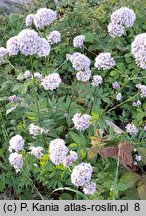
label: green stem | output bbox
[84,46,97,56]
[30,57,41,127]
[105,92,139,115]
[53,59,68,73]
[102,70,138,117]
[89,87,96,115]
[112,157,120,200]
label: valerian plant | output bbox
[0,0,146,200]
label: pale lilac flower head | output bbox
[9,135,25,152]
[24,70,32,79]
[34,72,42,80]
[112,82,120,90]
[116,93,122,101]
[17,29,42,56]
[132,100,141,107]
[30,146,44,159]
[29,123,44,136]
[41,73,62,91]
[73,35,85,48]
[72,113,91,131]
[136,83,146,97]
[125,123,138,135]
[131,33,146,69]
[94,53,115,70]
[144,125,146,131]
[47,31,61,45]
[110,7,136,27]
[9,152,23,172]
[37,38,51,57]
[0,47,8,58]
[68,52,91,71]
[49,138,68,165]
[6,36,19,56]
[33,8,57,29]
[92,75,103,87]
[76,69,91,82]
[83,181,96,195]
[63,151,78,167]
[8,95,19,103]
[108,22,124,38]
[25,14,34,27]
[71,162,93,187]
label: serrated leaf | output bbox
[99,147,118,158]
[118,141,134,167]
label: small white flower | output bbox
[76,69,91,82]
[9,135,25,152]
[47,31,61,45]
[72,113,91,131]
[116,93,122,101]
[92,75,103,87]
[9,152,23,172]
[30,146,44,159]
[94,53,115,70]
[41,73,62,91]
[25,14,34,27]
[83,181,96,195]
[24,70,32,79]
[73,35,85,48]
[125,123,138,135]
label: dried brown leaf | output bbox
[98,147,118,158]
[118,141,134,167]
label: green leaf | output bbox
[69,132,86,145]
[137,147,146,163]
[59,193,73,200]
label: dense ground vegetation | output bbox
[0,0,146,200]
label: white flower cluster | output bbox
[108,7,136,37]
[72,113,91,131]
[30,146,44,159]
[25,8,57,29]
[73,35,85,48]
[24,70,32,79]
[6,36,19,56]
[67,52,91,81]
[144,125,146,131]
[9,152,23,173]
[116,93,122,101]
[83,181,96,195]
[94,53,115,70]
[136,83,146,97]
[6,29,51,57]
[49,139,69,165]
[132,100,141,107]
[131,33,146,69]
[0,47,8,59]
[71,162,93,187]
[34,72,42,80]
[8,95,19,103]
[47,31,61,45]
[49,139,78,166]
[28,123,47,137]
[41,73,62,91]
[76,69,91,82]
[91,75,103,87]
[25,14,34,27]
[63,151,78,168]
[67,52,91,71]
[125,123,138,135]
[112,82,120,90]
[9,135,25,152]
